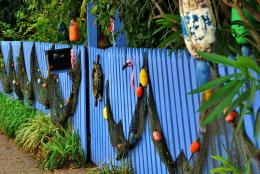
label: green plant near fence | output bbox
[39,125,85,170]
[15,113,60,152]
[0,93,85,170]
[191,52,260,137]
[0,93,36,137]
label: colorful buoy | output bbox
[103,107,108,120]
[66,98,71,105]
[136,86,143,97]
[203,89,213,101]
[225,111,238,123]
[37,79,41,84]
[196,60,210,87]
[69,19,80,42]
[190,140,200,154]
[129,132,136,145]
[179,0,216,58]
[152,131,162,142]
[140,69,148,87]
[42,83,48,89]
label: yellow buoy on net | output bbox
[203,89,213,102]
[103,107,108,120]
[140,69,149,87]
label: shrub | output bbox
[15,113,60,152]
[98,160,134,174]
[39,126,85,170]
[0,93,36,137]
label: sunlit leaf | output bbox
[237,56,260,74]
[203,81,243,126]
[189,73,240,94]
[254,107,260,140]
[197,52,244,71]
[199,80,239,112]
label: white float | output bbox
[179,0,216,58]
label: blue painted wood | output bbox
[87,3,98,48]
[113,11,127,47]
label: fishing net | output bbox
[30,44,50,108]
[17,43,34,105]
[8,44,23,100]
[191,63,260,174]
[105,80,129,159]
[91,55,104,107]
[0,45,12,94]
[49,48,82,127]
[145,54,191,174]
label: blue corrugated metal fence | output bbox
[1,41,259,174]
[0,41,87,155]
[88,46,260,174]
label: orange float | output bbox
[69,19,80,42]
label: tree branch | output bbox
[234,0,260,51]
[239,0,260,22]
[222,0,233,7]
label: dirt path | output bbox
[0,133,97,174]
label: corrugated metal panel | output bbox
[23,42,34,80]
[88,47,260,174]
[0,41,87,157]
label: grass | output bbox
[97,160,134,174]
[39,126,85,170]
[0,92,85,171]
[0,92,36,137]
[15,113,60,152]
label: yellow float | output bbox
[103,107,108,120]
[140,69,148,87]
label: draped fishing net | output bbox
[17,43,34,105]
[92,55,104,107]
[48,49,82,127]
[0,45,12,94]
[191,64,260,174]
[30,44,50,108]
[8,44,23,100]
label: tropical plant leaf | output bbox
[211,155,233,167]
[203,80,243,126]
[227,88,250,114]
[236,56,260,74]
[198,79,239,112]
[197,52,243,69]
[189,73,240,94]
[254,107,260,140]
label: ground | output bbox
[0,133,97,174]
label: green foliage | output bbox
[15,114,60,152]
[39,126,85,170]
[190,52,260,135]
[0,0,87,43]
[152,14,184,48]
[89,0,180,48]
[210,156,243,174]
[0,93,36,137]
[98,160,134,174]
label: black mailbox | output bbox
[46,48,71,74]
